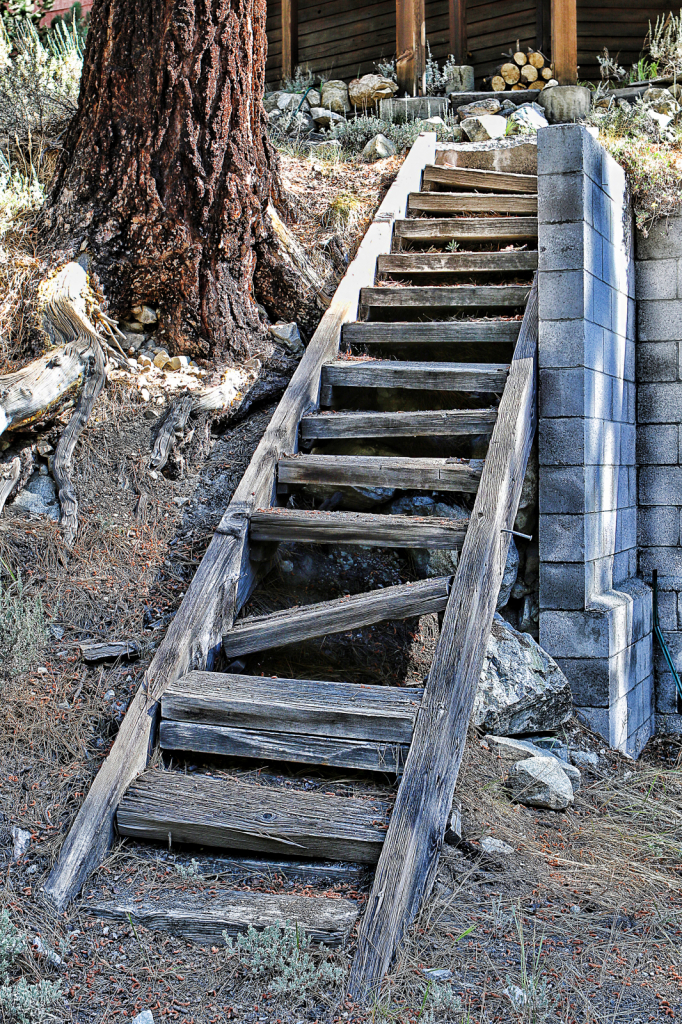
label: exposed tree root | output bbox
[150,394,194,473]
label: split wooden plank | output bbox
[342,320,521,346]
[162,671,423,741]
[79,641,140,662]
[89,890,359,946]
[221,576,451,657]
[422,165,538,193]
[377,251,538,275]
[160,720,411,773]
[320,360,509,392]
[360,285,528,308]
[348,276,538,1000]
[277,455,482,493]
[249,507,469,546]
[300,408,497,439]
[408,192,537,214]
[42,132,438,913]
[116,770,391,864]
[394,217,538,244]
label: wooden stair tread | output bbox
[300,407,497,439]
[377,251,538,275]
[394,217,538,244]
[277,454,482,493]
[422,165,538,192]
[342,320,521,345]
[222,575,451,656]
[360,285,528,307]
[250,507,469,547]
[321,360,509,392]
[408,192,537,214]
[116,769,391,863]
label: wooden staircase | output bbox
[44,135,539,1001]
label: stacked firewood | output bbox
[484,46,555,92]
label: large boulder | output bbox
[321,80,350,114]
[456,98,501,119]
[310,107,346,129]
[473,615,573,735]
[504,756,575,810]
[497,537,518,609]
[361,134,397,161]
[349,74,398,109]
[460,114,508,142]
[642,86,680,116]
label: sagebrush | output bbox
[223,922,344,1000]
[0,909,61,1024]
[0,573,47,678]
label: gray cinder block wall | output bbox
[537,124,654,758]
[636,217,682,733]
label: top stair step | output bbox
[408,192,537,215]
[422,165,537,193]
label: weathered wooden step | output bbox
[300,407,497,439]
[376,251,538,275]
[422,165,538,193]
[342,320,521,346]
[394,217,538,245]
[90,890,359,946]
[163,672,423,741]
[277,454,481,493]
[250,507,469,547]
[408,192,537,215]
[222,575,451,656]
[320,360,509,393]
[117,769,391,863]
[360,285,528,309]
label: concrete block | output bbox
[539,609,610,659]
[538,172,585,225]
[640,545,682,577]
[654,663,681,714]
[655,589,678,630]
[584,509,617,562]
[584,463,617,512]
[638,382,682,423]
[586,554,614,598]
[677,590,682,628]
[575,706,609,741]
[538,318,585,369]
[636,635,654,684]
[601,147,627,201]
[637,299,682,342]
[625,711,654,758]
[636,258,678,299]
[656,712,682,734]
[556,657,609,705]
[636,341,678,382]
[625,338,635,381]
[537,87,592,127]
[539,367,585,417]
[539,465,586,514]
[539,513,584,562]
[639,465,682,505]
[602,328,626,379]
[539,562,585,610]
[538,269,586,321]
[588,276,612,329]
[635,215,682,260]
[539,417,584,466]
[537,220,584,271]
[620,422,636,464]
[637,506,680,547]
[584,368,612,420]
[612,549,630,585]
[616,504,637,552]
[637,423,678,465]
[537,123,590,175]
[591,181,611,238]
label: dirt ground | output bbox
[1,152,682,1024]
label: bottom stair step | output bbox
[89,890,359,946]
[116,769,391,864]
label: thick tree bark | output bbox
[44,0,278,362]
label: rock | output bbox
[445,64,475,92]
[269,321,304,355]
[473,615,573,735]
[648,109,674,129]
[481,836,514,855]
[545,79,559,89]
[425,115,445,125]
[124,331,146,353]
[380,95,447,121]
[570,749,599,768]
[497,537,519,609]
[132,1013,154,1024]
[121,320,144,334]
[488,735,581,792]
[404,500,469,579]
[642,87,680,116]
[36,440,53,457]
[456,97,502,118]
[264,91,310,114]
[153,351,171,369]
[514,447,537,534]
[505,756,575,810]
[11,826,31,861]
[132,304,157,324]
[138,354,153,368]
[309,107,346,128]
[321,80,349,114]
[422,967,454,981]
[307,88,321,107]
[460,114,508,142]
[537,84,591,124]
[348,73,398,109]
[167,355,189,371]
[12,473,59,521]
[508,103,549,131]
[361,133,397,160]
[139,387,150,402]
[437,136,537,175]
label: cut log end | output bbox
[491,76,506,91]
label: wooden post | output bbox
[550,0,577,85]
[396,0,426,96]
[449,0,467,64]
[282,0,298,85]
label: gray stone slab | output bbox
[435,137,537,174]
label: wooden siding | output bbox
[577,1,671,83]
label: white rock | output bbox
[12,473,60,521]
[12,826,31,861]
[138,354,153,368]
[361,133,397,161]
[309,107,346,128]
[321,80,350,114]
[132,304,157,324]
[264,91,310,114]
[460,114,508,142]
[456,98,502,118]
[153,351,171,369]
[132,1012,154,1024]
[648,108,673,129]
[569,749,599,768]
[348,74,398,109]
[269,321,304,354]
[481,836,514,855]
[123,331,146,352]
[487,735,581,792]
[425,115,445,125]
[643,86,680,116]
[509,104,549,131]
[505,756,574,810]
[139,387,150,402]
[473,615,573,735]
[121,320,144,334]
[167,355,190,371]
[306,88,321,107]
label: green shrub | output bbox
[0,572,47,678]
[223,922,344,999]
[0,910,61,1024]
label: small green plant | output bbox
[647,10,682,78]
[630,55,660,82]
[0,910,61,1024]
[425,41,447,95]
[445,239,460,252]
[281,63,314,93]
[175,858,202,878]
[375,56,396,82]
[223,922,344,999]
[0,570,47,678]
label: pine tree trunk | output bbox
[44,0,278,362]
